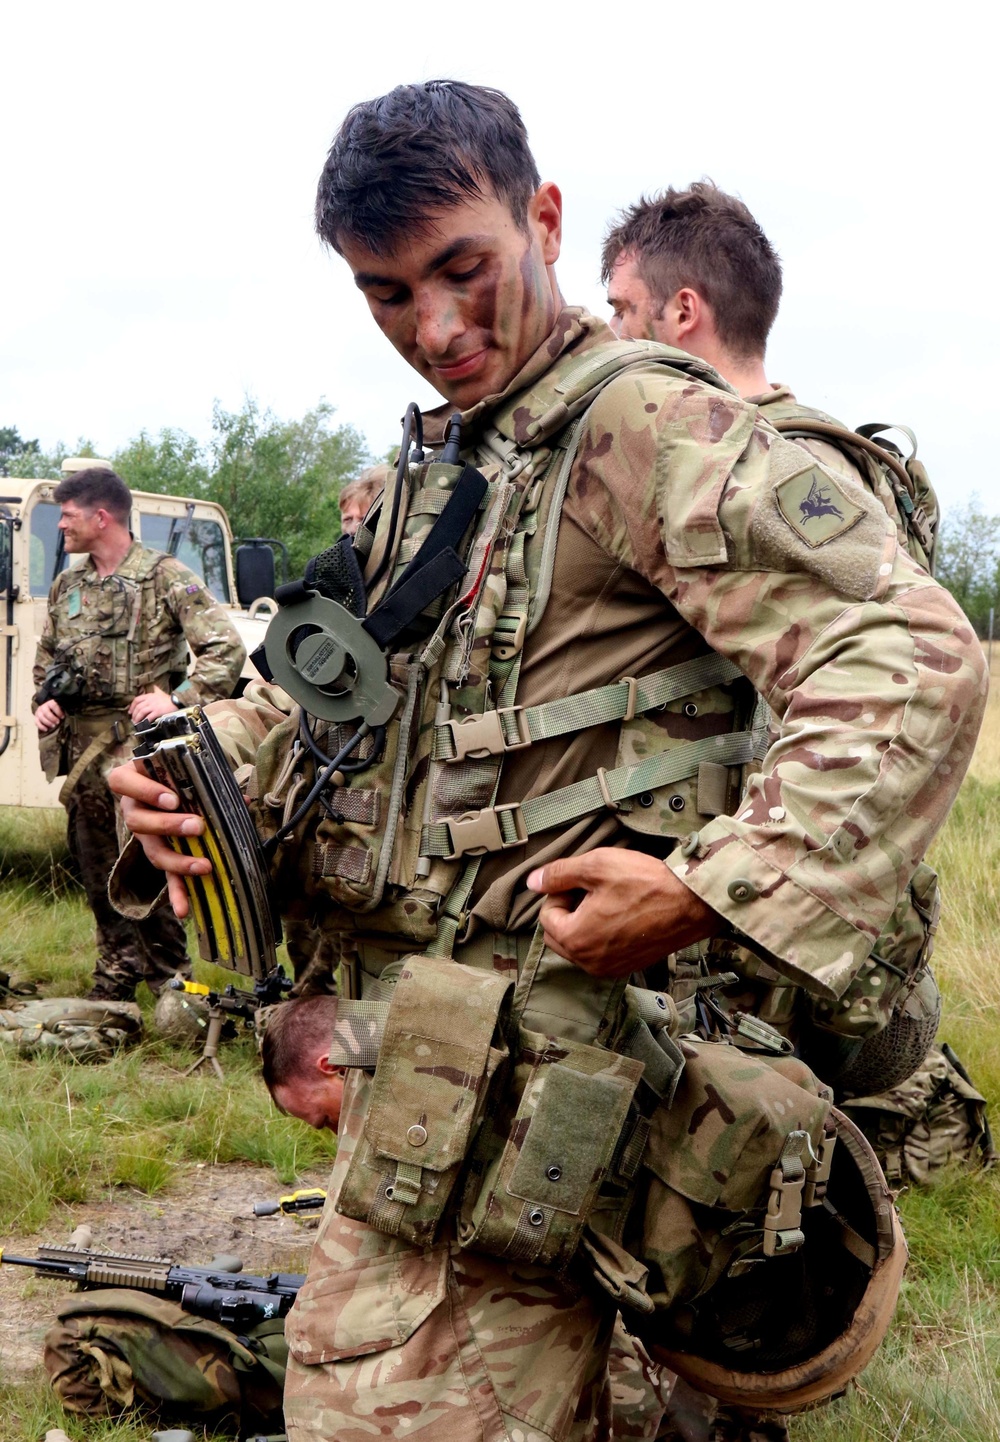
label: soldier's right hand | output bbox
[107,760,211,918]
[34,699,65,732]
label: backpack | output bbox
[768,411,939,574]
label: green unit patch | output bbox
[67,587,82,618]
[774,468,866,548]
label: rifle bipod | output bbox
[182,999,229,1080]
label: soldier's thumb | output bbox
[527,858,589,895]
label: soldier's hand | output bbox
[129,686,178,724]
[107,760,210,919]
[34,699,65,732]
[527,848,722,977]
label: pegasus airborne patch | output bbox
[774,469,866,548]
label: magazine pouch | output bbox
[457,1027,643,1269]
[335,955,513,1246]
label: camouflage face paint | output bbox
[341,190,560,408]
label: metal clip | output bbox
[444,803,527,859]
[444,706,529,762]
[803,1127,837,1208]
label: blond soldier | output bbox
[110,83,985,1441]
[338,468,384,539]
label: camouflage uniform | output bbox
[113,311,985,1439]
[34,541,245,998]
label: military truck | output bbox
[0,461,281,808]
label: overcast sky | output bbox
[3,2,996,516]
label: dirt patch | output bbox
[0,1160,328,1384]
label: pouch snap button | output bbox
[727,878,758,903]
[406,1124,428,1147]
[546,1165,562,1182]
[668,795,685,812]
[683,703,699,717]
[638,792,655,808]
[529,1209,545,1226]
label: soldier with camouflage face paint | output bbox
[34,466,245,1000]
[110,83,985,1441]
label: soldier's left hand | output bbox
[527,849,722,977]
[129,686,179,724]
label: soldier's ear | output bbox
[316,1053,344,1078]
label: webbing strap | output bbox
[433,653,744,762]
[421,728,761,859]
[327,999,390,1069]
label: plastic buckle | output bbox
[444,803,527,859]
[762,1130,814,1257]
[491,614,527,663]
[733,1011,794,1055]
[445,706,529,762]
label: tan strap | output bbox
[771,416,915,502]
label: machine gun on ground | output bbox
[169,969,292,1080]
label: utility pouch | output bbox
[335,955,513,1246]
[457,1026,643,1269]
[38,720,69,781]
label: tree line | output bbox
[4,418,999,637]
[1,399,373,579]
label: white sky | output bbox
[3,2,997,514]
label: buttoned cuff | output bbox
[666,819,872,1001]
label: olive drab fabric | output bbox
[0,998,141,1061]
[110,309,984,1437]
[44,1289,285,1430]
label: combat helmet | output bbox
[642,1108,906,1413]
[152,986,211,1046]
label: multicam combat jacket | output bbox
[34,541,245,714]
[114,310,983,1014]
[183,310,984,1012]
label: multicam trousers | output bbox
[67,764,189,999]
[283,1071,617,1442]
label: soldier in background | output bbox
[338,467,384,538]
[33,466,245,1000]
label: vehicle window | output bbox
[139,513,230,602]
[28,501,71,595]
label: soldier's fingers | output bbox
[167,872,191,919]
[122,802,205,839]
[109,763,180,810]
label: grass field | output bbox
[3,678,1000,1440]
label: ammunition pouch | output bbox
[456,1027,644,1269]
[334,955,513,1246]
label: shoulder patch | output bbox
[774,470,866,548]
[185,583,200,594]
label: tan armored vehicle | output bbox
[0,460,280,808]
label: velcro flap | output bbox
[365,956,512,1173]
[507,1063,636,1216]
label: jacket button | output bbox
[727,878,758,903]
[406,1124,428,1147]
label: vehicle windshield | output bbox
[138,513,230,602]
[28,501,70,595]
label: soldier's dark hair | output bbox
[601,182,783,360]
[261,994,338,1091]
[53,468,132,524]
[315,80,541,256]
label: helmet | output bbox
[640,1108,906,1413]
[152,987,210,1045]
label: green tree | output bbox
[206,397,369,576]
[935,497,1000,637]
[112,428,210,499]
